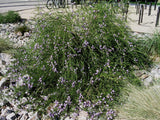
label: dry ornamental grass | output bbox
[117,84,160,120]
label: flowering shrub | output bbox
[8,3,151,119]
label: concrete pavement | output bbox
[0,0,45,13]
[127,5,160,33]
[1,1,160,34]
[17,5,160,34]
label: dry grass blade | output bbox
[117,84,160,120]
[0,38,14,53]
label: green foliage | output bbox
[0,11,21,23]
[140,32,160,57]
[8,3,151,119]
[0,37,14,53]
[117,84,160,120]
[15,24,31,36]
[0,14,4,23]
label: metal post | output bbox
[155,7,160,27]
[154,0,158,10]
[138,4,144,24]
[141,5,144,23]
[148,2,152,16]
[138,8,142,24]
[125,2,129,21]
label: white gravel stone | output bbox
[0,77,8,89]
[28,112,38,120]
[6,112,16,120]
[18,111,29,120]
[77,111,88,120]
[144,76,153,86]
[1,107,13,116]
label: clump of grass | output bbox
[141,32,160,57]
[0,37,14,53]
[117,84,160,120]
[8,3,151,119]
[0,11,21,24]
[15,24,31,36]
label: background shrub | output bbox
[0,11,21,24]
[8,3,151,119]
[0,14,4,23]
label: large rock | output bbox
[0,53,12,65]
[28,112,38,120]
[0,78,10,90]
[77,111,88,120]
[150,66,160,80]
[6,113,16,120]
[18,111,29,120]
[1,107,14,116]
[143,76,153,86]
[0,53,13,76]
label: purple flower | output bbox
[28,83,33,89]
[91,45,95,49]
[38,77,42,83]
[95,69,100,75]
[104,15,107,18]
[72,81,76,87]
[83,40,89,47]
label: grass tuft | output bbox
[117,84,160,120]
[0,11,21,24]
[0,38,14,53]
[141,32,160,57]
[15,24,31,36]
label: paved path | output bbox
[0,0,45,13]
[128,5,160,34]
[18,5,160,34]
[1,1,160,34]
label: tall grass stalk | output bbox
[0,38,14,53]
[141,32,160,57]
